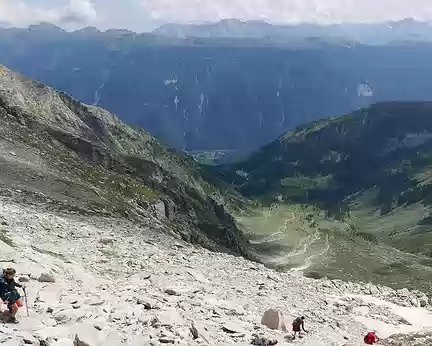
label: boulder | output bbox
[165,288,181,296]
[137,297,158,310]
[68,324,116,346]
[54,310,82,324]
[411,297,420,307]
[153,200,168,220]
[74,334,91,346]
[368,283,379,295]
[261,309,287,331]
[419,295,429,307]
[37,284,62,305]
[251,333,278,345]
[38,273,55,283]
[190,323,199,339]
[157,308,184,326]
[222,321,248,334]
[397,288,410,297]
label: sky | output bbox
[1,0,432,32]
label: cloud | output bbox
[61,0,98,24]
[2,0,432,32]
[139,0,432,24]
[0,0,97,27]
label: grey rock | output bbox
[141,272,151,280]
[73,334,90,346]
[137,297,157,310]
[158,337,175,344]
[38,273,55,283]
[165,288,181,296]
[153,200,168,220]
[190,323,199,339]
[261,309,287,331]
[98,238,115,245]
[397,288,410,297]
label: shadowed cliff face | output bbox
[0,65,250,257]
[2,26,432,152]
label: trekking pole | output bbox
[23,287,29,317]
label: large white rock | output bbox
[157,308,184,326]
[261,309,287,331]
[37,283,63,305]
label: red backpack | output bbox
[364,332,377,344]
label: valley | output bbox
[237,204,432,294]
[2,17,432,344]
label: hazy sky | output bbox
[1,0,432,32]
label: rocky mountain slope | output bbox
[1,194,432,345]
[0,60,431,346]
[3,25,432,151]
[0,65,248,257]
[218,102,432,259]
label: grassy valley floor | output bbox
[237,204,432,294]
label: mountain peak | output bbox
[388,17,430,28]
[218,18,244,25]
[28,22,65,32]
[74,26,101,34]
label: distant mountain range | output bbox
[154,18,432,45]
[2,21,432,152]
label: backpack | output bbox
[364,332,375,344]
[292,317,302,328]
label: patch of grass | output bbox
[84,167,159,202]
[0,228,15,247]
[31,245,66,260]
[280,175,333,200]
[128,183,159,201]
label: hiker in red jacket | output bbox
[364,331,378,344]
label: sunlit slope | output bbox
[237,203,432,293]
[220,102,432,259]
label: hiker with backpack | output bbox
[292,316,308,339]
[0,268,25,323]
